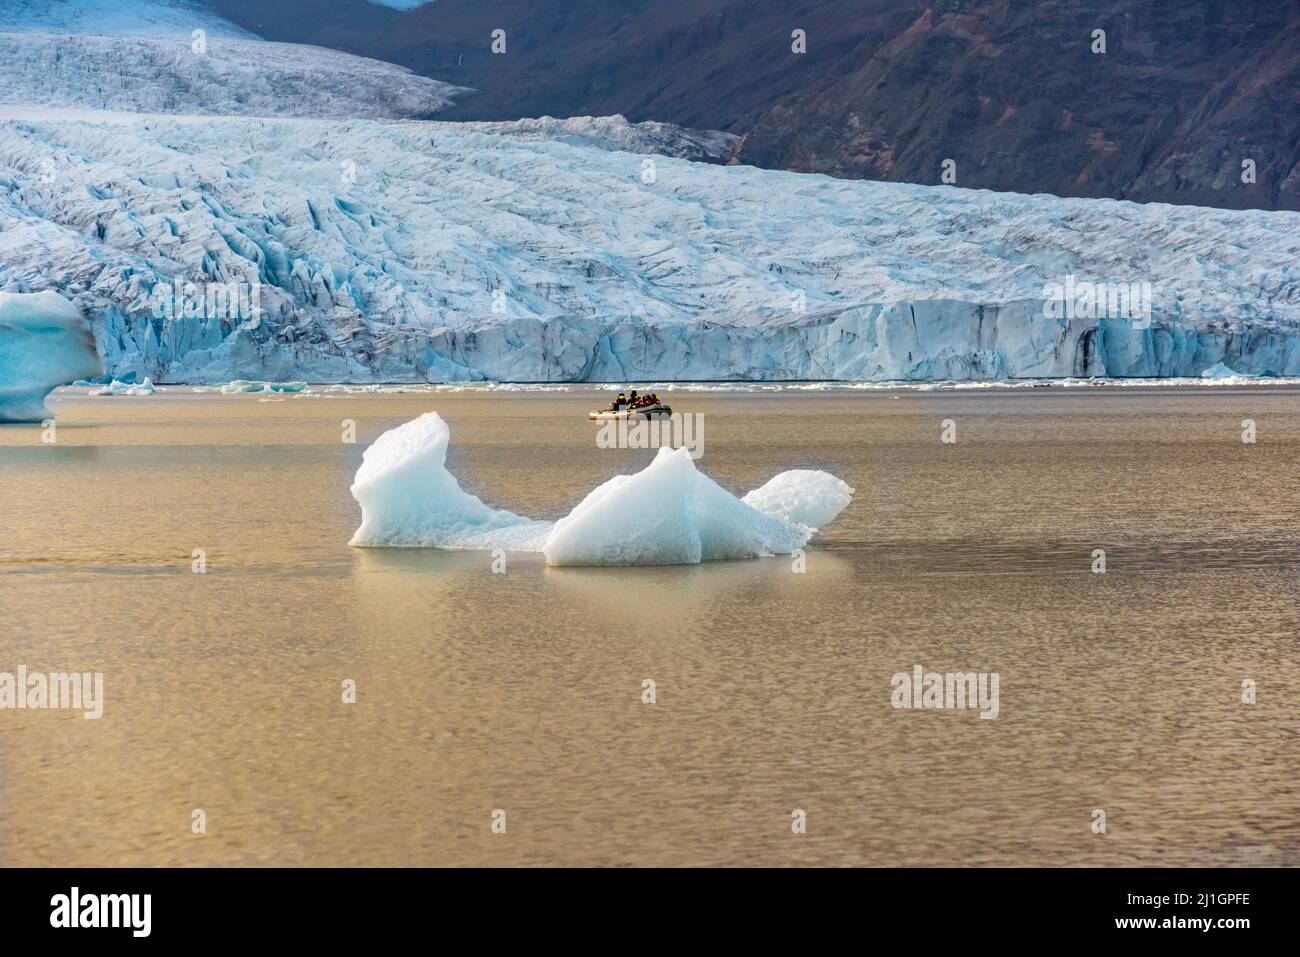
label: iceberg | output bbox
[349,412,853,566]
[91,377,157,396]
[1199,361,1258,379]
[741,470,856,530]
[0,291,102,422]
[220,380,309,394]
[541,447,845,565]
[348,412,553,552]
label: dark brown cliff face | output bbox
[736,0,1300,211]
[213,0,1300,211]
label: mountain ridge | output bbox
[212,0,1300,211]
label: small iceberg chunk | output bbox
[349,411,854,566]
[741,469,855,529]
[1200,361,1258,379]
[220,380,308,394]
[91,377,157,396]
[542,448,836,565]
[348,411,552,550]
[0,291,103,422]
[542,447,703,565]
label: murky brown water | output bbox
[1,385,1297,866]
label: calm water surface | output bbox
[1,386,1297,865]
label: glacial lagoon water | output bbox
[1,385,1296,865]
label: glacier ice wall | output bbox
[1,114,1297,383]
[0,290,103,422]
[348,412,853,565]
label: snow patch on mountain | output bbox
[0,112,1297,383]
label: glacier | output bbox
[1,110,1298,383]
[422,115,739,163]
[0,290,103,422]
[0,0,252,38]
[1,0,1297,385]
[0,33,469,119]
[0,0,468,120]
[349,411,853,565]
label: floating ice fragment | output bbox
[741,470,855,530]
[92,377,157,396]
[1199,361,1258,379]
[220,380,308,394]
[349,412,853,566]
[0,291,102,422]
[542,447,703,565]
[348,411,551,551]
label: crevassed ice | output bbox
[349,412,853,566]
[0,290,102,422]
[4,114,1297,385]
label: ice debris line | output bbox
[91,377,157,396]
[220,380,308,394]
[349,412,854,566]
[0,291,102,422]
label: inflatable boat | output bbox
[588,403,673,421]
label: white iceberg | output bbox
[348,411,553,552]
[741,470,856,529]
[91,376,157,396]
[542,447,843,565]
[220,380,308,394]
[349,412,853,566]
[0,291,102,422]
[1199,361,1258,379]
